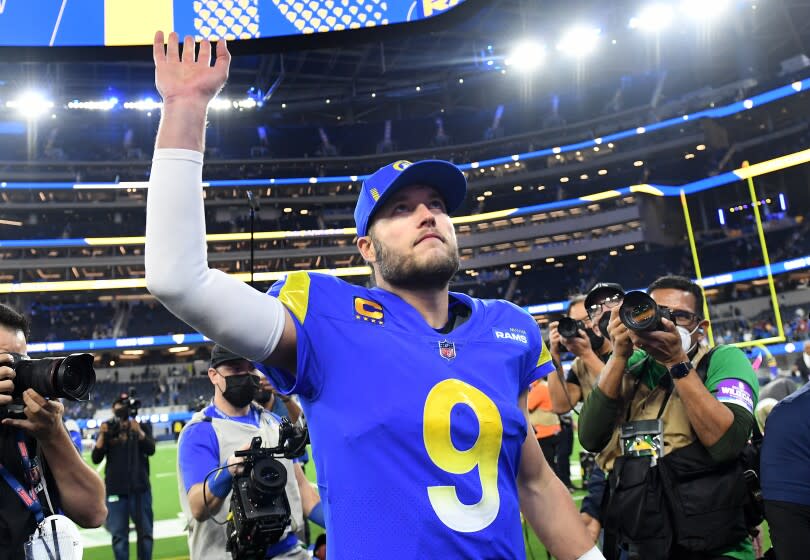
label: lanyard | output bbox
[208,403,260,426]
[0,431,44,523]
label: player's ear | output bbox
[357,235,376,263]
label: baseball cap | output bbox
[354,159,467,237]
[584,282,625,312]
[210,344,245,368]
[113,392,130,405]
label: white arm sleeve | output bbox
[145,148,287,362]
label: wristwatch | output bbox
[669,360,694,379]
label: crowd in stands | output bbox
[63,372,212,420]
[16,212,810,345]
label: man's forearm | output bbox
[90,440,106,464]
[188,482,226,521]
[155,100,209,152]
[580,350,607,379]
[596,354,626,399]
[519,470,597,559]
[578,386,620,452]
[547,363,578,414]
[674,372,734,447]
[40,429,107,527]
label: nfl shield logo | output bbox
[438,340,456,361]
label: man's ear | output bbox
[357,235,376,263]
[697,319,709,341]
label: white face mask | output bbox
[676,324,701,355]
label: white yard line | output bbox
[80,517,187,549]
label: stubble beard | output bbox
[372,235,460,291]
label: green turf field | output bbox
[80,438,770,559]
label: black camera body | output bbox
[108,389,142,438]
[558,317,586,339]
[619,291,672,332]
[226,420,308,560]
[0,353,96,419]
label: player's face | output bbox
[366,185,459,290]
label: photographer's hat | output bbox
[113,392,129,405]
[584,282,625,311]
[354,159,467,237]
[210,344,245,368]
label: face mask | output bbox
[585,328,605,352]
[222,374,259,408]
[254,390,273,405]
[597,313,611,341]
[676,324,701,356]
[114,407,128,420]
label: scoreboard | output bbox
[0,0,466,47]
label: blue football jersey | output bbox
[266,272,554,559]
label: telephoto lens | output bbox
[618,291,671,332]
[11,353,96,401]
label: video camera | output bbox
[108,388,141,438]
[226,419,308,560]
[0,353,96,419]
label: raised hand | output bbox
[153,31,231,107]
[0,353,15,407]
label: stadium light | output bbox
[680,0,729,20]
[629,4,674,31]
[7,91,54,119]
[237,98,257,109]
[67,97,118,111]
[208,97,232,111]
[124,98,162,111]
[505,40,545,72]
[556,26,600,58]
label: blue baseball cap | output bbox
[354,159,467,237]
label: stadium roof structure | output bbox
[3,0,810,123]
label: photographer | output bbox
[91,391,156,560]
[547,290,617,415]
[0,303,106,558]
[177,345,323,560]
[547,286,621,543]
[579,275,759,560]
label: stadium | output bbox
[1,0,810,558]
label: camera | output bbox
[226,420,308,560]
[557,316,606,353]
[108,388,141,438]
[0,353,96,419]
[619,291,672,332]
[558,317,586,339]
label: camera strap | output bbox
[0,431,44,523]
[208,403,261,426]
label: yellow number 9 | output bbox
[423,378,503,532]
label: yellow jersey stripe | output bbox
[536,340,552,368]
[277,271,311,325]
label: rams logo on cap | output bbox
[354,297,384,325]
[392,160,412,171]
